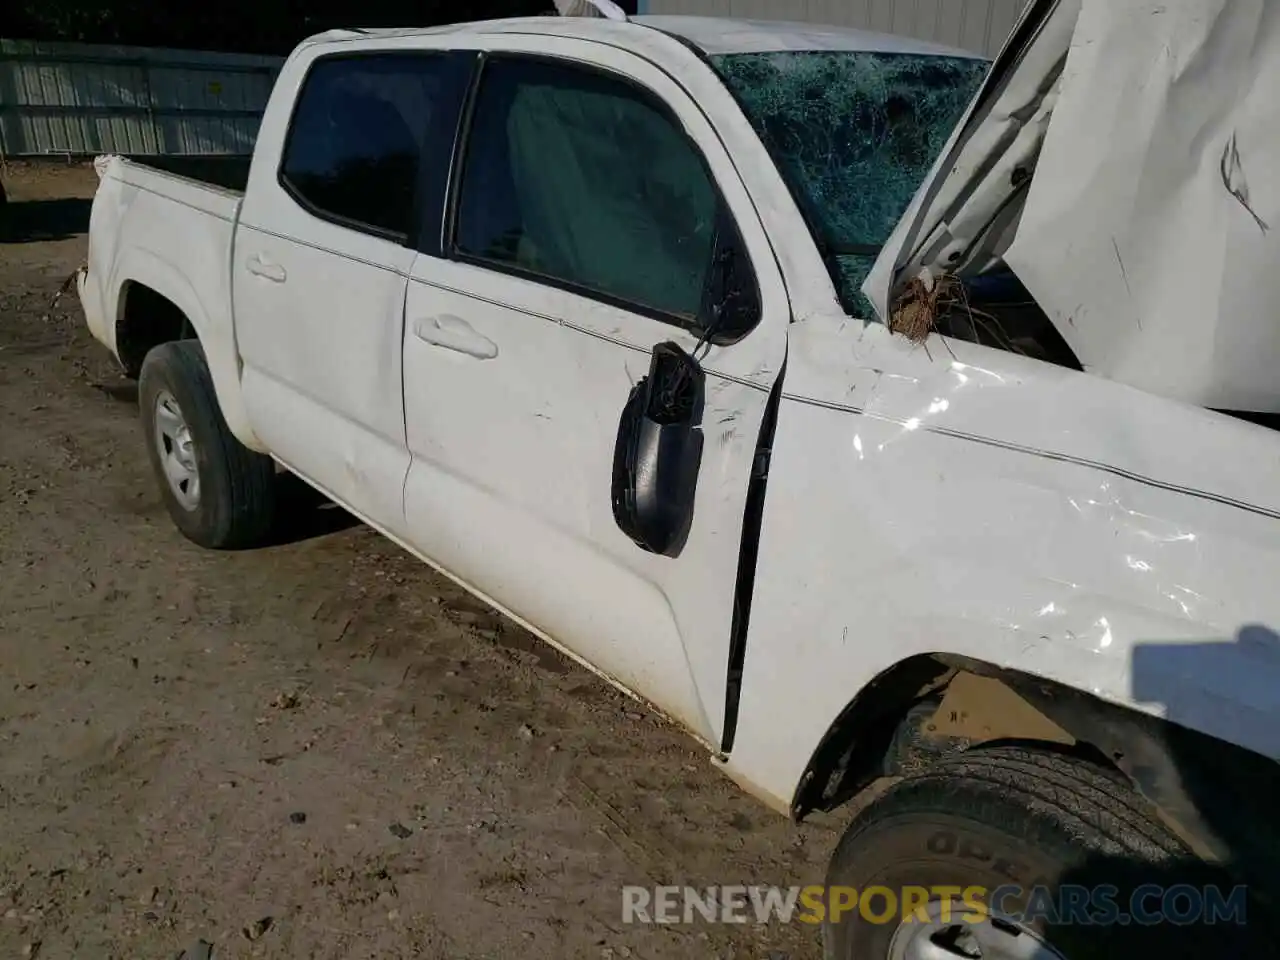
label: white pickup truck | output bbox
[78,7,1280,958]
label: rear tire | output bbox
[823,744,1259,959]
[139,340,275,549]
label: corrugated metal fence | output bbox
[0,39,284,157]
[2,3,1025,156]
[644,0,1029,57]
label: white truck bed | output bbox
[78,155,260,449]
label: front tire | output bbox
[139,340,275,549]
[823,744,1257,959]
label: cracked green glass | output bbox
[711,50,989,318]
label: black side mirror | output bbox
[611,341,705,557]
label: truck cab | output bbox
[78,12,1280,958]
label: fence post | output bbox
[141,58,159,153]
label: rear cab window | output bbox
[279,52,474,247]
[449,54,751,331]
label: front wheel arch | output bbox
[792,656,1280,883]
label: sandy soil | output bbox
[0,161,843,960]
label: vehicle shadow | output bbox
[92,380,141,404]
[94,376,358,546]
[263,471,362,547]
[1050,626,1280,956]
[0,197,93,243]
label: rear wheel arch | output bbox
[116,280,192,377]
[110,274,265,453]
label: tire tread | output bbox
[139,340,274,549]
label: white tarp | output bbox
[869,0,1280,413]
[553,0,627,19]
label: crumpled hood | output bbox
[865,0,1280,413]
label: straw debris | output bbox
[889,269,1030,356]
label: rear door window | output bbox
[450,55,723,324]
[280,53,473,244]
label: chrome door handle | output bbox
[412,315,498,360]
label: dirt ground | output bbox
[0,161,843,960]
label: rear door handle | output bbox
[245,254,286,283]
[413,315,498,360]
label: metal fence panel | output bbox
[3,5,1028,155]
[0,38,284,157]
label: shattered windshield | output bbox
[710,50,989,318]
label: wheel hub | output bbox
[888,899,1067,960]
[153,389,200,510]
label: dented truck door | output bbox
[400,38,789,747]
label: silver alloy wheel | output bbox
[153,389,200,510]
[888,899,1067,960]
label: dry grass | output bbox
[889,270,1027,355]
[889,273,958,343]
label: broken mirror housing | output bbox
[611,341,706,558]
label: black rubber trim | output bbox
[720,354,785,754]
[439,50,486,259]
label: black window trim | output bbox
[416,50,483,259]
[442,50,761,338]
[438,50,486,261]
[276,48,471,249]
